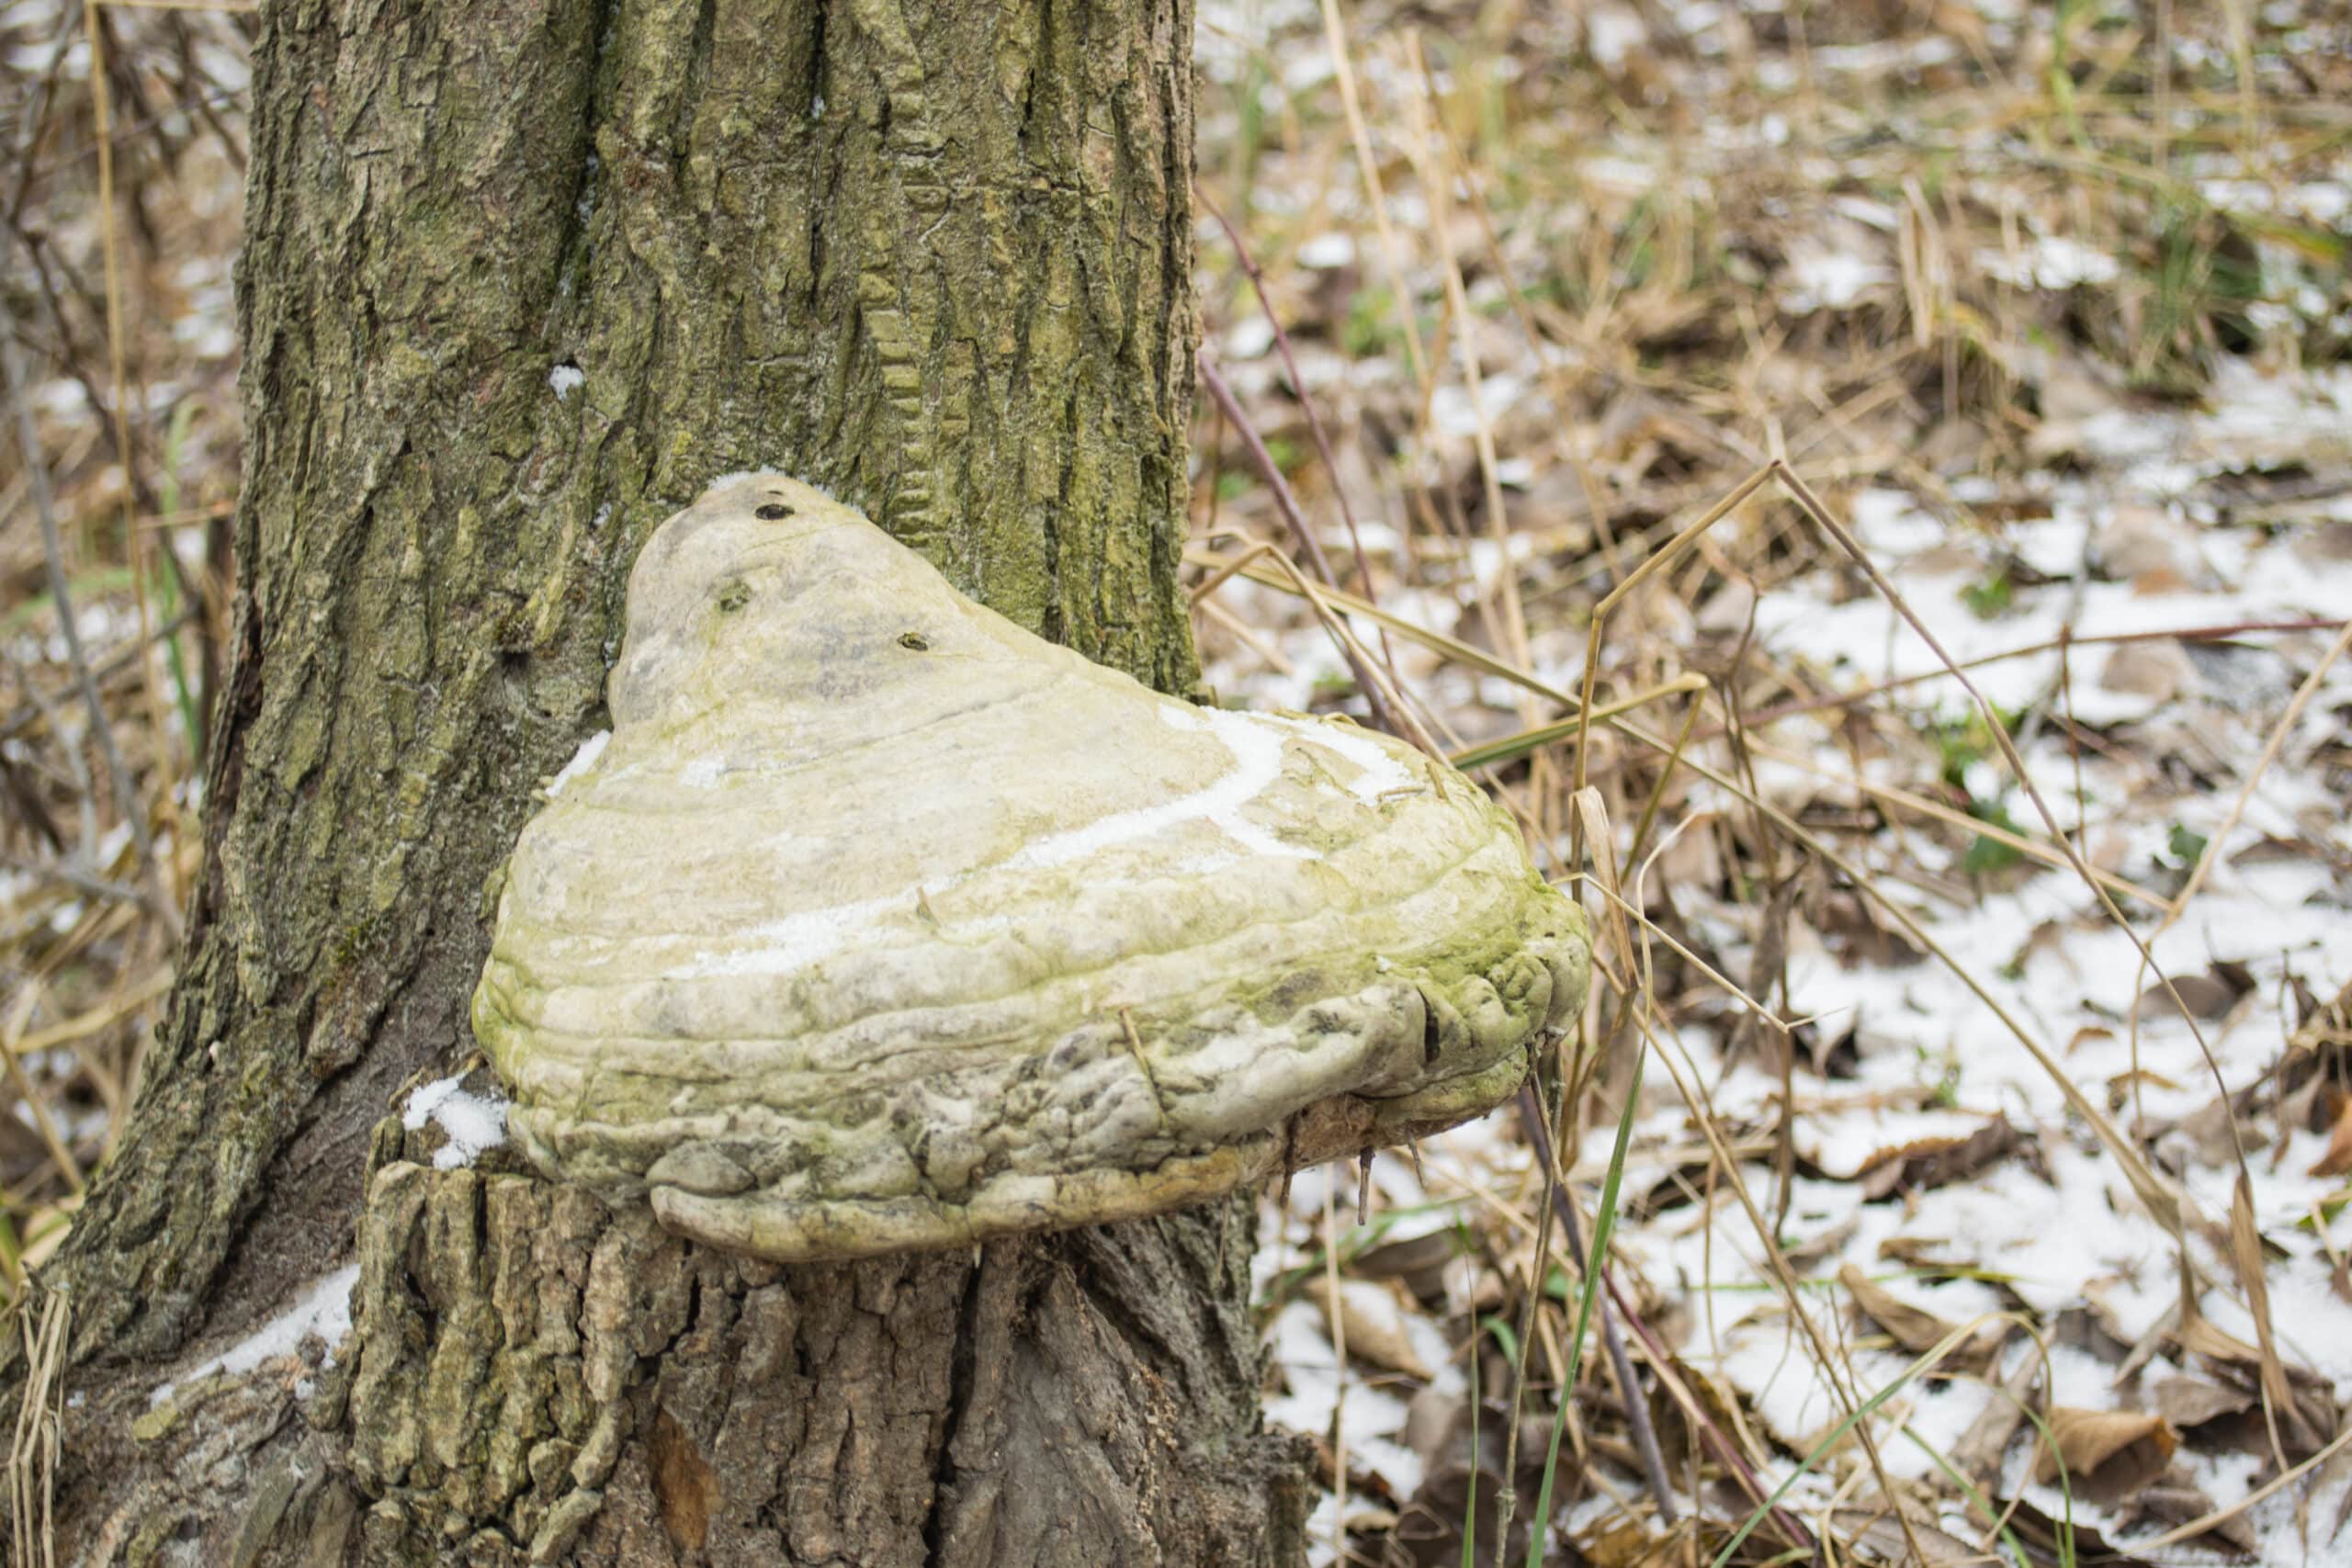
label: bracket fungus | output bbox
[474,475,1589,1261]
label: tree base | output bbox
[325,1116,1308,1566]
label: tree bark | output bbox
[41,0,1309,1561]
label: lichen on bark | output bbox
[326,1111,1305,1565]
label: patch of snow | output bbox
[1585,6,1644,70]
[1975,235,2120,290]
[1780,242,1892,312]
[685,890,907,978]
[1012,705,1313,867]
[1223,316,1277,360]
[149,1265,360,1408]
[1296,232,1355,269]
[548,364,585,400]
[1289,718,1419,806]
[546,730,610,796]
[402,1077,510,1170]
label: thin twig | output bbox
[1195,348,1406,740]
[0,608,197,744]
[1196,186,1385,610]
[0,299,179,943]
[1516,1083,1679,1527]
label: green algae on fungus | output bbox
[473,475,1589,1261]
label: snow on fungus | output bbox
[545,729,608,796]
[472,475,1589,1262]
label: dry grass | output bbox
[2,0,244,1299]
[1191,2,2350,1563]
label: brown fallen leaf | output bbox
[1954,1340,2041,1486]
[2290,974,2351,1053]
[2226,1175,2322,1452]
[1838,1263,1966,1357]
[1876,1235,1972,1272]
[2096,504,2191,580]
[1829,1506,1979,1566]
[1306,1277,1435,1381]
[2098,639,2192,701]
[1351,1230,1464,1282]
[2137,966,2246,1021]
[2153,1373,2256,1430]
[2296,521,2352,563]
[2031,1406,2177,1495]
[2310,1087,2352,1179]
[2165,1305,2344,1451]
[1781,1213,1859,1270]
[2126,1479,2259,1557]
[1857,1117,2018,1200]
[2067,1023,2117,1055]
[2001,1493,2166,1568]
[1400,1383,1464,1473]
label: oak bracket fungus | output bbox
[474,476,1589,1261]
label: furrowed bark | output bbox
[39,0,1308,1561]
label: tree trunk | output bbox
[42,0,1309,1560]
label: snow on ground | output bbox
[1222,347,2352,1563]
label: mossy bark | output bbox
[43,0,1308,1561]
[311,1111,1304,1566]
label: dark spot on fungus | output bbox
[756,502,793,521]
[898,631,930,651]
[1421,996,1443,1064]
[716,580,751,613]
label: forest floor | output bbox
[4,0,2352,1565]
[1189,3,2352,1565]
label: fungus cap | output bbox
[474,476,1589,1260]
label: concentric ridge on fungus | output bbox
[473,475,1590,1261]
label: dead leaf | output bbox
[2031,1406,2177,1494]
[2001,1492,2165,1568]
[2290,974,2351,1052]
[2153,1374,2254,1430]
[1306,1277,1434,1381]
[2227,1173,2319,1451]
[2096,504,2191,580]
[1781,1213,1858,1270]
[2125,1480,2259,1557]
[2173,1311,2268,1369]
[1856,1117,2018,1199]
[2067,1023,2117,1055]
[1351,1230,1464,1285]
[2311,1087,2352,1179]
[2098,640,2192,701]
[1838,1264,1966,1357]
[1577,1518,1676,1568]
[2172,1089,2252,1168]
[1810,887,1926,970]
[2137,966,2247,1021]
[1875,1235,1972,1272]
[2173,1310,2337,1447]
[1401,1384,1464,1472]
[1828,1506,1979,1566]
[2295,521,2352,564]
[1952,1340,2040,1485]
